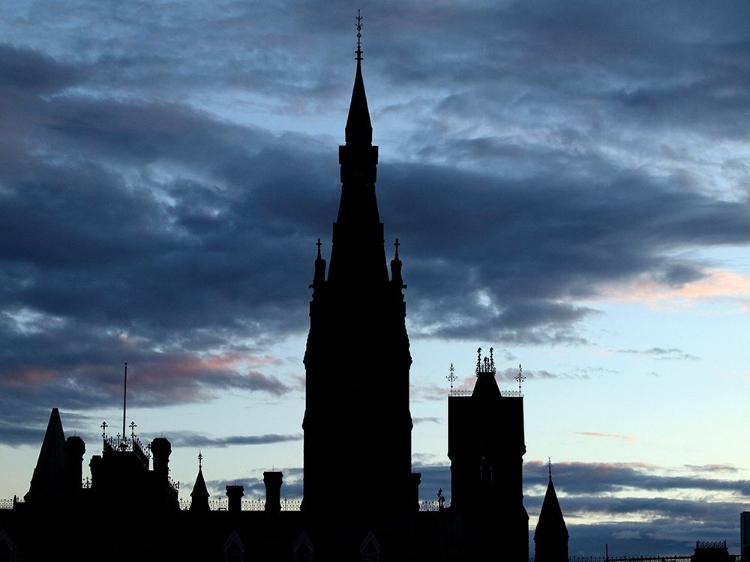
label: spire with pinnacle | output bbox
[327,9,385,282]
[302,12,414,516]
[534,459,569,562]
[345,10,372,146]
[190,451,210,513]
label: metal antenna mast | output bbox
[122,362,128,447]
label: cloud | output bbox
[165,431,302,449]
[0,5,750,553]
[522,460,750,556]
[605,269,750,309]
[1,2,749,429]
[578,432,637,443]
[524,460,750,497]
[618,348,700,361]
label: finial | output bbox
[548,457,552,481]
[198,450,203,470]
[476,347,497,376]
[129,421,137,441]
[101,421,108,439]
[355,9,363,62]
[514,363,526,393]
[394,238,400,259]
[316,238,322,258]
[446,363,457,392]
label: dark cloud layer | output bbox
[1,2,748,425]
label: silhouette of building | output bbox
[0,20,558,562]
[301,26,417,517]
[449,348,529,561]
[534,462,568,562]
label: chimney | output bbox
[226,485,244,513]
[150,437,171,479]
[263,471,283,513]
[64,436,86,494]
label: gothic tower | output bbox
[302,17,417,516]
[448,348,530,561]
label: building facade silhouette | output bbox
[0,28,559,562]
[302,39,417,517]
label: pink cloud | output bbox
[577,431,637,442]
[599,269,750,309]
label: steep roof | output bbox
[190,467,210,512]
[25,408,67,502]
[344,59,373,146]
[534,476,569,540]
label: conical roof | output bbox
[25,408,67,502]
[345,60,373,146]
[535,476,568,539]
[190,466,210,512]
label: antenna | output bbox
[122,362,128,447]
[355,9,363,62]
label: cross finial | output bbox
[394,238,400,259]
[100,421,108,439]
[355,9,363,62]
[446,363,457,392]
[548,457,552,481]
[198,450,203,470]
[476,347,482,373]
[514,363,526,393]
[316,238,322,257]
[129,421,137,441]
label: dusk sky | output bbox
[1,0,750,557]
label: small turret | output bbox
[311,238,327,290]
[390,239,406,289]
[534,460,569,562]
[189,452,210,513]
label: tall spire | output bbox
[302,12,414,516]
[327,9,384,282]
[345,10,372,146]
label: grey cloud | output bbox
[524,461,750,496]
[166,432,302,449]
[619,348,700,361]
[0,43,86,92]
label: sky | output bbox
[1,0,749,557]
